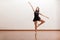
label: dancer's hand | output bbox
[46,17,49,19]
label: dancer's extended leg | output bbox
[38,20,45,27]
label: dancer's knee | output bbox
[41,20,45,23]
[43,21,45,23]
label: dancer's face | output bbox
[36,7,39,11]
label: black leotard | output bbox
[33,11,41,21]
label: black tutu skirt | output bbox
[33,17,41,22]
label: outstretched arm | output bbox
[28,1,34,12]
[40,13,49,19]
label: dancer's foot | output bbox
[38,24,41,27]
[35,30,37,32]
[38,21,45,27]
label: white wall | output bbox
[57,0,60,29]
[0,0,59,30]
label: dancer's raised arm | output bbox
[28,1,34,12]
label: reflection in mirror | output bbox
[35,32,37,40]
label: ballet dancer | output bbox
[28,2,49,32]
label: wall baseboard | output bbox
[0,29,60,31]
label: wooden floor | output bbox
[0,31,60,40]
